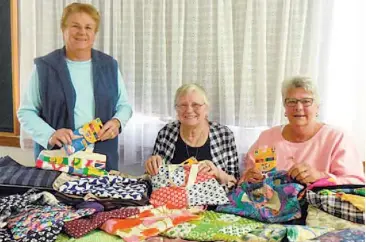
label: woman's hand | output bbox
[288,163,326,185]
[48,128,74,147]
[199,160,237,185]
[145,155,163,175]
[198,160,220,178]
[238,167,264,184]
[223,174,237,188]
[98,118,121,141]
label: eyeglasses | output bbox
[176,103,205,111]
[284,98,314,107]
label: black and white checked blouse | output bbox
[152,120,240,179]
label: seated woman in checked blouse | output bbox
[144,83,239,185]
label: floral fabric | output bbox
[100,206,202,242]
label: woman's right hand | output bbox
[238,167,264,184]
[48,128,74,147]
[145,155,163,175]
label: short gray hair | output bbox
[174,83,209,106]
[281,76,320,105]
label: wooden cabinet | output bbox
[0,0,19,147]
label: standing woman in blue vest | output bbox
[17,3,132,171]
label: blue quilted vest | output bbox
[33,47,119,171]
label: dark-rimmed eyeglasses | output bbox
[175,103,205,111]
[284,98,314,107]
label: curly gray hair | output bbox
[281,76,320,105]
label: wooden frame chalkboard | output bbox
[0,0,19,147]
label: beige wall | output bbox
[0,146,34,166]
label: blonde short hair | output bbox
[174,83,209,106]
[281,76,320,105]
[60,3,100,33]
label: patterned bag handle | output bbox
[243,170,288,203]
[167,164,181,186]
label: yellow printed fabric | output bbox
[339,194,365,212]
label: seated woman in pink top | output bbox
[240,76,365,185]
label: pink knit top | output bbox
[242,125,365,184]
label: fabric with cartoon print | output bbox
[100,206,202,242]
[217,170,304,223]
[58,175,148,200]
[150,163,229,208]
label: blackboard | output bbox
[0,0,13,133]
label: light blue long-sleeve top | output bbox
[17,59,133,149]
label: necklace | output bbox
[181,127,206,160]
[185,144,199,160]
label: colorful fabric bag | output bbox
[217,170,304,223]
[150,162,229,208]
[36,150,108,177]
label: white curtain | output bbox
[320,0,366,161]
[19,0,363,175]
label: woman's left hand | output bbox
[288,163,326,185]
[98,118,121,141]
[198,160,237,185]
[198,160,220,178]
